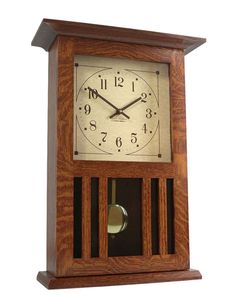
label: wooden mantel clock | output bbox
[31,19,205,289]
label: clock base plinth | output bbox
[37,269,202,289]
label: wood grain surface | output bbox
[45,36,192,278]
[37,269,202,289]
[142,178,152,257]
[31,18,206,54]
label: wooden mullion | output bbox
[159,178,168,256]
[82,176,91,259]
[142,178,152,257]
[99,177,108,259]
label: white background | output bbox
[0,0,236,294]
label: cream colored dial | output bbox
[74,55,171,163]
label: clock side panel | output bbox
[46,39,59,275]
[56,38,75,276]
[50,36,190,277]
[170,50,190,268]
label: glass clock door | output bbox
[73,55,171,163]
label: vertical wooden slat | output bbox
[166,178,175,254]
[91,177,99,257]
[82,176,91,259]
[142,178,152,257]
[159,178,168,256]
[151,178,159,255]
[46,40,58,274]
[99,177,108,258]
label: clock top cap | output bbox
[31,18,206,54]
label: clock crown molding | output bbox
[31,18,206,54]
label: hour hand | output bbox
[87,87,130,119]
[109,109,130,119]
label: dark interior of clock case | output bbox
[107,178,142,256]
[73,177,175,258]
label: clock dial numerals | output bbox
[88,88,98,99]
[142,123,147,134]
[131,133,138,144]
[89,120,97,131]
[141,92,148,103]
[116,137,122,148]
[84,104,91,115]
[115,76,124,87]
[74,55,171,162]
[101,132,107,142]
[100,78,107,90]
[132,81,135,92]
[146,108,153,119]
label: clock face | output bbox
[73,55,171,162]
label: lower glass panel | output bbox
[108,178,142,257]
[91,177,99,257]
[74,177,82,258]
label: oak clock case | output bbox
[31,19,205,289]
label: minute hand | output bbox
[87,87,130,119]
[109,96,142,119]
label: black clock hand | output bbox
[109,96,142,119]
[87,87,130,119]
[121,96,143,111]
